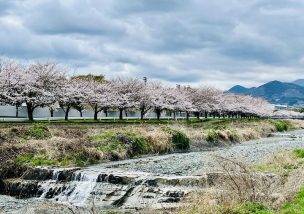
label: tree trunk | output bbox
[94,111,98,120]
[195,112,200,119]
[94,105,98,120]
[186,112,190,120]
[104,108,108,117]
[64,107,70,121]
[16,105,19,118]
[173,111,176,120]
[119,108,123,120]
[140,109,145,120]
[50,108,54,117]
[205,111,208,119]
[26,103,34,121]
[80,110,83,117]
[156,109,161,120]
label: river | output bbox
[1,130,304,213]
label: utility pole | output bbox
[143,77,147,85]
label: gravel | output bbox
[102,130,304,175]
[2,130,304,213]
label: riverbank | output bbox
[0,119,304,179]
[1,129,304,213]
[175,145,304,214]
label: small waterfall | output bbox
[54,170,99,206]
[39,169,62,199]
[52,169,60,180]
[38,169,100,206]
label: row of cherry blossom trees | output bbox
[0,60,274,121]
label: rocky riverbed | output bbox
[1,130,304,213]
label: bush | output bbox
[162,127,190,150]
[206,130,220,146]
[92,131,149,160]
[294,149,304,158]
[170,129,190,150]
[228,130,240,143]
[274,120,289,132]
[22,124,51,140]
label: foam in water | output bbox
[39,169,100,206]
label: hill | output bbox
[228,80,304,105]
[293,79,304,87]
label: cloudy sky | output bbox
[1,0,304,89]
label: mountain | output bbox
[228,80,304,105]
[293,79,304,87]
[229,85,250,94]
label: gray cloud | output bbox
[1,0,304,89]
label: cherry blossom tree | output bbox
[0,58,275,121]
[110,78,143,120]
[146,83,178,120]
[81,77,113,120]
[58,78,87,120]
[0,59,25,117]
[0,61,64,121]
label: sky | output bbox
[1,0,304,89]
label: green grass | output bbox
[16,153,57,166]
[280,186,304,214]
[239,202,274,214]
[162,127,190,150]
[293,149,304,158]
[206,129,221,146]
[273,120,290,132]
[92,130,150,160]
[22,124,52,140]
[15,152,101,167]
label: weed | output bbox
[16,153,57,166]
[92,130,149,160]
[240,202,273,214]
[22,124,51,140]
[228,130,240,143]
[281,186,304,214]
[273,120,289,132]
[162,127,190,150]
[293,149,304,158]
[206,130,220,146]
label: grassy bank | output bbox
[0,119,303,179]
[177,149,304,214]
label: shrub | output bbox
[274,120,289,132]
[92,130,149,160]
[228,130,240,143]
[162,127,190,150]
[294,149,304,158]
[22,124,51,140]
[206,130,220,146]
[170,129,190,150]
[60,152,101,167]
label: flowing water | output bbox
[2,130,304,213]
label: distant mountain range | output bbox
[228,79,304,106]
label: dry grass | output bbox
[0,119,304,179]
[176,150,304,214]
